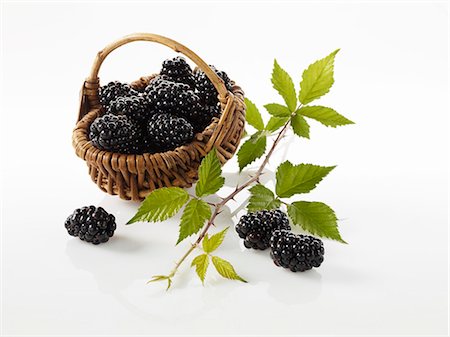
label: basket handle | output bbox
[88,32,228,97]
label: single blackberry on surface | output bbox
[107,94,151,123]
[235,209,291,250]
[160,56,196,87]
[144,80,200,120]
[146,113,194,151]
[99,81,138,108]
[194,66,233,105]
[89,114,141,154]
[65,206,116,245]
[270,230,325,272]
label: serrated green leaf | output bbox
[244,98,264,131]
[127,187,189,224]
[195,149,225,197]
[237,132,267,171]
[298,106,354,127]
[203,227,229,253]
[177,199,211,244]
[248,184,281,211]
[299,49,339,104]
[291,113,310,139]
[211,256,247,283]
[287,201,346,243]
[272,59,297,111]
[265,116,289,132]
[275,161,335,198]
[264,103,291,117]
[191,254,209,284]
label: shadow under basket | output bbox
[72,33,246,201]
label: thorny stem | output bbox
[164,116,293,282]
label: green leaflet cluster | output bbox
[127,149,245,288]
[240,49,353,243]
[238,49,353,170]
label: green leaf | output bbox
[203,227,229,253]
[275,161,335,198]
[291,113,310,139]
[299,49,340,104]
[191,254,209,284]
[287,201,346,243]
[237,132,267,171]
[265,116,289,132]
[211,256,247,283]
[272,59,297,111]
[244,98,264,131]
[264,103,291,117]
[195,149,225,197]
[177,199,211,244]
[298,106,354,127]
[127,187,189,224]
[248,184,281,211]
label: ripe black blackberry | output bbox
[89,114,141,154]
[65,206,116,245]
[190,103,221,133]
[160,56,196,88]
[270,230,325,272]
[107,94,151,123]
[99,81,138,108]
[235,209,291,250]
[144,79,200,120]
[146,113,194,151]
[194,66,233,105]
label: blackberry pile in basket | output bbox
[89,57,232,154]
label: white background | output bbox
[1,1,448,336]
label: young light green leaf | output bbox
[148,275,172,290]
[195,149,225,197]
[203,227,229,253]
[287,201,346,243]
[264,103,291,117]
[244,98,264,131]
[248,184,281,211]
[291,113,310,139]
[177,198,211,244]
[299,49,339,104]
[265,116,289,132]
[237,132,267,171]
[191,253,209,284]
[275,161,335,198]
[272,59,297,111]
[127,187,189,224]
[211,256,247,283]
[298,106,354,127]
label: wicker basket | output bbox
[73,33,246,201]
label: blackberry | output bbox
[194,66,233,105]
[146,113,194,151]
[107,94,152,123]
[145,79,200,120]
[160,56,196,88]
[89,114,141,154]
[99,81,138,108]
[270,230,325,272]
[235,209,291,250]
[190,103,221,133]
[65,206,116,245]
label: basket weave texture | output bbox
[72,33,246,201]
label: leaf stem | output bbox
[162,118,292,282]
